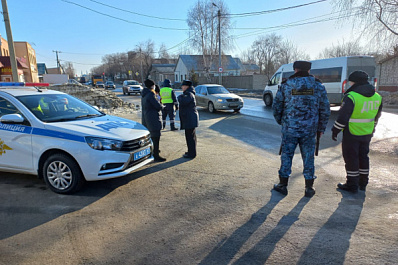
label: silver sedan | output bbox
[194,84,244,113]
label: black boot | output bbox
[170,123,178,131]
[359,174,369,191]
[305,179,316,198]
[337,176,359,193]
[162,122,166,130]
[152,136,166,162]
[273,176,288,195]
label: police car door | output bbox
[0,96,33,172]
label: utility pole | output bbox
[139,48,144,83]
[53,50,61,70]
[213,3,222,85]
[1,0,19,81]
[218,9,222,85]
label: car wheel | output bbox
[42,153,85,194]
[264,94,273,107]
[234,108,240,113]
[208,102,216,113]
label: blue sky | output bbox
[1,0,355,75]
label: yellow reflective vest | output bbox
[160,87,173,104]
[347,91,382,136]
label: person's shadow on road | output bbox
[232,196,311,265]
[198,192,285,265]
[297,191,366,265]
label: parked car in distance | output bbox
[96,81,105,88]
[123,80,143,95]
[105,81,116,90]
[0,83,153,194]
[66,79,83,86]
[194,84,244,113]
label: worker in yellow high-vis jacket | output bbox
[332,71,382,193]
[160,79,179,131]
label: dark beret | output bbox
[181,80,192,87]
[144,79,155,88]
[348,71,369,84]
[293,61,312,71]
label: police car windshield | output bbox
[17,94,104,122]
[207,86,230,95]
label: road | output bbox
[1,87,397,264]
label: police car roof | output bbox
[0,87,65,97]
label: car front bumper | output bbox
[214,101,244,110]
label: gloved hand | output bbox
[331,127,340,141]
[332,132,338,141]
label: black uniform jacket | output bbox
[141,87,163,136]
[177,86,199,130]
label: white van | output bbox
[262,56,377,106]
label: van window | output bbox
[269,72,281,85]
[282,71,294,82]
[311,67,342,83]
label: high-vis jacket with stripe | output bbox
[346,91,382,136]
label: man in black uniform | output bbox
[178,80,199,159]
[332,71,382,193]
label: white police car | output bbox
[0,83,153,194]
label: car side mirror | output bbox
[0,114,25,124]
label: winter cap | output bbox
[181,80,192,87]
[293,60,312,71]
[348,71,369,84]
[144,79,155,88]
[163,79,171,87]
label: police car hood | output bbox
[43,115,149,140]
[211,93,240,99]
[286,75,317,89]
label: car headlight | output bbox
[85,137,123,151]
[239,98,243,102]
[217,98,224,103]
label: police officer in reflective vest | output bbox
[332,70,382,193]
[160,79,179,131]
[273,60,331,197]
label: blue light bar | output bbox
[0,82,49,87]
[0,82,25,86]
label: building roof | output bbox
[243,63,260,71]
[151,64,176,73]
[0,56,29,69]
[178,55,242,72]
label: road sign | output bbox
[218,67,223,73]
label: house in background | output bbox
[378,55,398,92]
[15,41,39,83]
[0,56,28,82]
[150,63,176,85]
[174,55,244,83]
[37,63,48,82]
[233,57,260,75]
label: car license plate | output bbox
[133,147,151,161]
[229,104,238,107]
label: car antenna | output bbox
[34,86,43,92]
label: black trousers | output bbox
[162,104,175,124]
[185,128,197,157]
[342,132,371,179]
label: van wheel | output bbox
[208,102,216,113]
[264,94,273,107]
[42,153,85,194]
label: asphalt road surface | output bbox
[1,90,397,264]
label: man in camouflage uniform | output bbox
[272,61,330,197]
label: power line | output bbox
[232,10,361,39]
[59,51,104,56]
[61,0,188,31]
[59,59,101,66]
[88,0,186,21]
[224,0,327,18]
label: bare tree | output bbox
[317,40,364,58]
[62,62,75,78]
[135,39,155,82]
[277,40,310,65]
[158,43,170,59]
[187,0,232,73]
[333,0,398,50]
